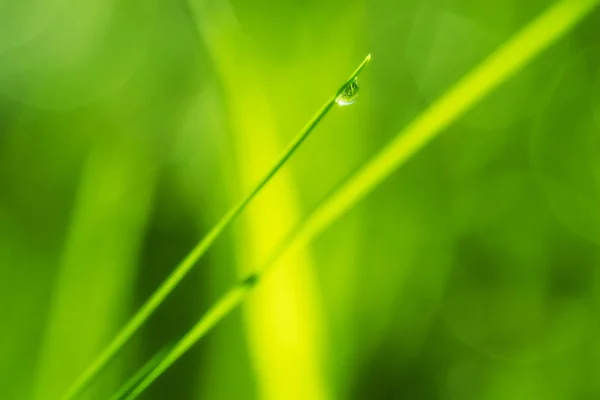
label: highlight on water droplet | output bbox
[336,77,359,106]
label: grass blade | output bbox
[107,345,172,400]
[118,0,599,397]
[33,133,159,400]
[62,54,372,400]
[123,284,252,400]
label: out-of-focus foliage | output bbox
[0,0,599,399]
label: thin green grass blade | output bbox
[117,0,600,398]
[108,345,172,400]
[123,285,252,400]
[62,54,371,400]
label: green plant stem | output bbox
[61,53,371,400]
[119,0,599,398]
[123,285,251,400]
[108,345,171,400]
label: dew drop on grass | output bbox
[336,78,359,106]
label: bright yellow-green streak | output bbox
[118,0,599,397]
[62,54,371,400]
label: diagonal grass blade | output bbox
[118,0,600,398]
[61,53,372,400]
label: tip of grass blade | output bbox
[60,48,374,400]
[357,53,372,73]
[336,53,372,99]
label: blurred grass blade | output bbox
[62,54,371,400]
[33,133,159,400]
[278,0,600,263]
[108,345,172,400]
[281,0,599,250]
[117,0,599,397]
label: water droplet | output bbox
[336,78,359,106]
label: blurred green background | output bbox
[1,0,600,399]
